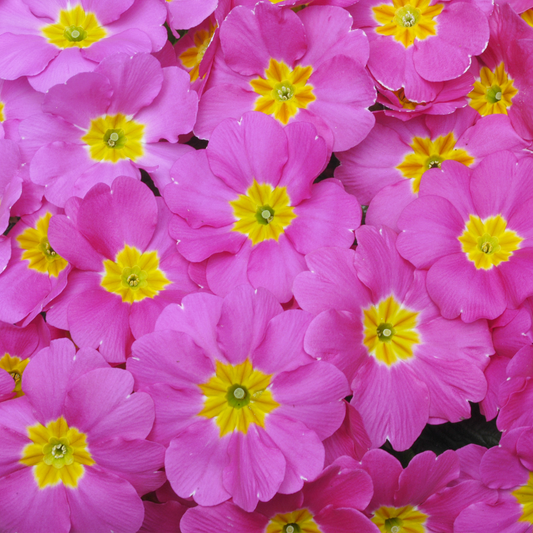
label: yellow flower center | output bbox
[521,9,533,27]
[372,505,428,533]
[0,101,5,122]
[178,24,217,82]
[396,133,474,193]
[0,353,30,398]
[250,58,316,125]
[229,179,297,246]
[198,359,279,438]
[393,88,419,110]
[16,212,68,277]
[363,295,420,366]
[468,63,518,116]
[373,0,443,48]
[100,245,171,304]
[81,113,145,163]
[459,214,523,270]
[266,509,321,533]
[512,472,533,525]
[41,5,106,49]
[20,416,95,489]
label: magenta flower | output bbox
[0,338,165,533]
[20,52,197,206]
[45,176,198,362]
[164,112,360,303]
[0,0,167,92]
[349,0,491,102]
[294,226,492,450]
[195,2,376,151]
[180,457,378,532]
[127,286,349,511]
[397,152,533,322]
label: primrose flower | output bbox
[180,457,378,533]
[397,152,533,322]
[45,176,198,362]
[0,338,165,533]
[20,52,197,206]
[0,0,167,92]
[335,109,527,231]
[294,226,493,450]
[127,286,350,511]
[195,2,376,151]
[164,112,360,303]
[349,0,491,103]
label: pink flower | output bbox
[0,0,167,92]
[195,2,376,151]
[397,152,533,322]
[164,112,360,303]
[0,338,165,533]
[46,176,198,362]
[127,286,350,511]
[20,52,197,206]
[294,226,493,450]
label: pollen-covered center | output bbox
[198,359,279,437]
[250,58,316,124]
[459,214,523,270]
[372,505,428,533]
[266,509,320,533]
[230,179,296,245]
[179,23,217,82]
[81,113,144,163]
[396,133,474,193]
[373,0,443,48]
[101,245,171,304]
[468,63,518,116]
[20,416,95,489]
[512,472,533,525]
[363,295,420,366]
[0,353,30,398]
[41,5,106,49]
[16,212,68,277]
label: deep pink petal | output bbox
[206,248,252,297]
[81,29,152,63]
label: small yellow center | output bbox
[521,9,533,27]
[250,58,316,125]
[16,212,68,277]
[512,472,533,525]
[20,416,95,489]
[363,295,420,366]
[178,24,217,82]
[0,101,5,122]
[0,353,30,398]
[266,509,321,533]
[396,133,474,193]
[393,88,419,110]
[198,359,279,438]
[229,179,297,246]
[100,245,171,304]
[373,0,443,48]
[459,214,523,270]
[81,114,145,163]
[41,5,106,49]
[468,63,518,116]
[372,505,428,533]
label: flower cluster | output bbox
[0,0,532,531]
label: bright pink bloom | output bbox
[20,52,197,206]
[127,286,350,511]
[397,152,533,322]
[0,338,165,533]
[362,448,496,531]
[164,112,361,303]
[180,457,378,533]
[0,0,167,92]
[45,176,198,362]
[195,2,376,151]
[335,109,527,230]
[349,0,491,102]
[165,0,218,30]
[294,226,493,450]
